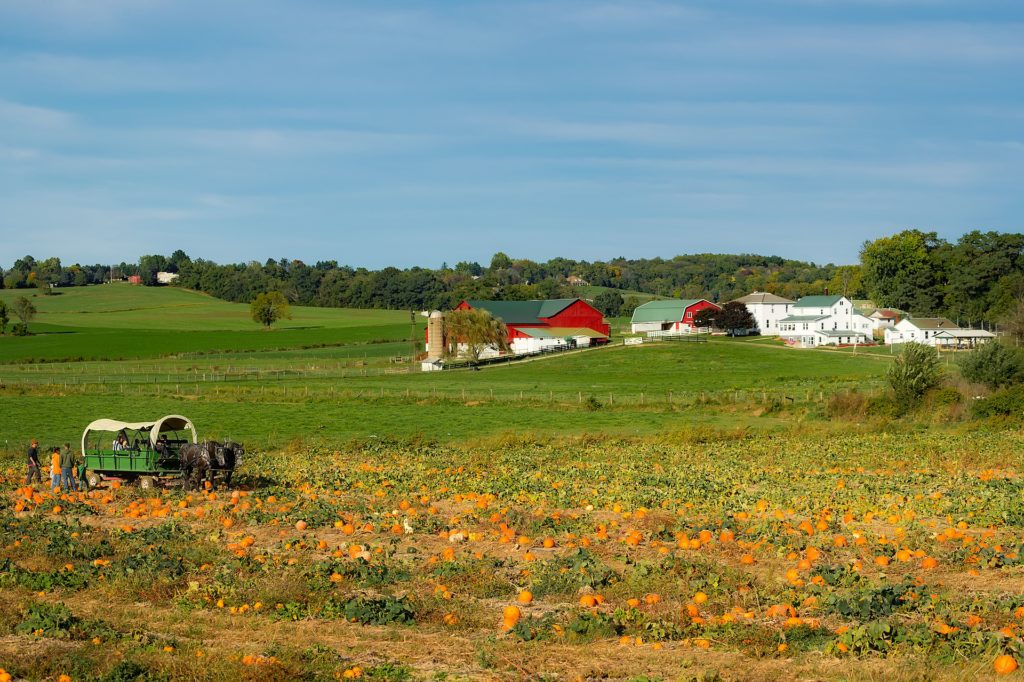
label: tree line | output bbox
[0,251,858,312]
[860,230,1024,325]
[3,229,1022,325]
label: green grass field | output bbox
[0,284,422,362]
[0,283,899,451]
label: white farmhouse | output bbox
[778,295,873,347]
[732,292,793,335]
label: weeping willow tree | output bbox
[443,308,509,362]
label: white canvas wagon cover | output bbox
[81,415,197,453]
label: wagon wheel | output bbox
[86,471,101,489]
[139,476,157,490]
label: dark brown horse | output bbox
[177,442,215,491]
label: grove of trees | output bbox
[5,229,1023,329]
[860,230,1024,324]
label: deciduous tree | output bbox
[714,302,756,335]
[443,308,509,362]
[887,342,942,406]
[860,230,944,314]
[11,295,36,335]
[593,291,623,318]
[250,291,291,328]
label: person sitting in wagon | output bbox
[112,433,128,451]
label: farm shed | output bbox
[510,327,610,354]
[932,329,996,349]
[630,299,720,334]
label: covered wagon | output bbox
[80,414,197,489]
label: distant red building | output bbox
[127,275,143,285]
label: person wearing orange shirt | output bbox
[50,447,62,491]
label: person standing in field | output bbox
[25,439,42,485]
[60,442,78,492]
[50,447,62,490]
[76,454,89,492]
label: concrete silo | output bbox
[427,310,445,361]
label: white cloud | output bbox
[0,98,75,129]
[652,21,1024,63]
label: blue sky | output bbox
[1,1,1022,269]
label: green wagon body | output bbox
[84,449,182,476]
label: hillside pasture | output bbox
[0,336,891,449]
[0,283,414,331]
[0,285,423,363]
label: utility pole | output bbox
[410,309,417,360]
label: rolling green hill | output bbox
[0,283,412,331]
[0,284,422,362]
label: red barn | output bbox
[456,298,610,342]
[629,299,720,333]
[424,298,610,359]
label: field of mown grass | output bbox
[0,337,892,450]
[3,432,1024,680]
[0,284,422,364]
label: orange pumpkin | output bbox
[994,655,1018,675]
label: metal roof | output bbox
[732,292,794,305]
[870,309,900,319]
[779,315,830,322]
[793,295,845,308]
[814,329,869,337]
[933,329,995,338]
[463,299,579,324]
[901,317,959,330]
[630,299,713,324]
[518,327,610,340]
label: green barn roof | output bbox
[630,299,708,324]
[463,299,578,324]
